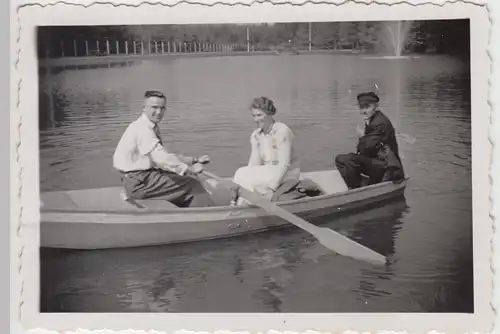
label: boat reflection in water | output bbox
[40,197,409,313]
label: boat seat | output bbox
[41,187,181,211]
[119,191,181,210]
[300,170,348,195]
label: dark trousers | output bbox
[121,169,214,207]
[335,153,388,189]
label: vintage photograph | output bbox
[36,18,476,314]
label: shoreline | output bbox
[38,49,367,68]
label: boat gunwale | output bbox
[40,178,409,216]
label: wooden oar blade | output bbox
[235,182,388,265]
[316,227,387,264]
[201,170,388,265]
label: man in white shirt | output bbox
[113,90,214,207]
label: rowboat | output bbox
[40,169,408,250]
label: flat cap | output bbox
[357,92,380,105]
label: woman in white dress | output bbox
[231,97,301,206]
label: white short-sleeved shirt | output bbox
[113,114,186,174]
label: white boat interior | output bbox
[40,170,349,212]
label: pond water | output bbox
[39,53,473,312]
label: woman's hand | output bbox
[187,162,204,175]
[253,184,275,200]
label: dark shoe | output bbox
[382,167,405,184]
[393,178,405,184]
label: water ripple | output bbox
[40,54,472,313]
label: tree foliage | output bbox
[38,19,470,58]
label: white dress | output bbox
[233,122,300,202]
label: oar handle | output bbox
[201,170,222,181]
[200,170,240,202]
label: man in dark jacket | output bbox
[335,92,405,189]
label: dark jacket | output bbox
[356,110,403,172]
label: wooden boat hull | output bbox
[40,170,408,250]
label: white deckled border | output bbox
[492,1,500,334]
[9,0,492,8]
[10,0,496,334]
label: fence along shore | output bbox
[39,39,361,69]
[38,23,366,68]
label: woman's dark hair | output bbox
[250,97,276,115]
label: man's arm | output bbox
[177,154,195,166]
[137,127,190,175]
[357,123,387,156]
[149,144,190,175]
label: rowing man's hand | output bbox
[196,155,211,164]
[187,162,204,175]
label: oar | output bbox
[396,133,416,144]
[201,170,387,265]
